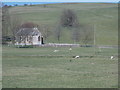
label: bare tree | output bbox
[55,25,62,43]
[40,25,50,43]
[10,15,22,37]
[82,31,93,45]
[59,9,80,43]
[60,9,79,28]
[72,24,94,45]
[80,25,94,45]
[2,5,11,37]
[72,27,80,43]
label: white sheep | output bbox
[69,48,72,50]
[53,50,59,52]
[75,55,80,58]
[111,56,114,59]
[91,63,95,65]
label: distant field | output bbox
[8,3,118,45]
[2,45,118,88]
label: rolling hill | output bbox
[8,3,118,45]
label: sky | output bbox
[1,0,119,3]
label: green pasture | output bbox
[2,3,118,88]
[2,45,118,88]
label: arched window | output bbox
[38,36,40,41]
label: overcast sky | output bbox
[2,0,119,3]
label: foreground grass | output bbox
[2,46,118,88]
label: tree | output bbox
[24,4,28,6]
[10,15,22,37]
[55,25,62,43]
[14,4,18,6]
[41,25,50,43]
[60,9,79,28]
[59,9,80,43]
[72,27,80,43]
[2,4,15,44]
[2,4,11,37]
[43,4,47,8]
[8,5,12,7]
[79,25,94,45]
[20,22,39,28]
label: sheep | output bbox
[110,56,114,59]
[53,50,59,52]
[69,48,72,50]
[75,55,80,58]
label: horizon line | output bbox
[1,0,119,3]
[2,1,119,3]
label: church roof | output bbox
[16,28,41,36]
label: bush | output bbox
[2,36,15,44]
[80,45,93,47]
[16,45,33,48]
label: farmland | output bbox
[2,45,118,88]
[2,3,118,88]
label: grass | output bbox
[8,3,118,45]
[2,45,118,88]
[2,3,118,88]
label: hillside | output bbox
[8,3,118,45]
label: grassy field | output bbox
[8,3,118,45]
[2,3,118,88]
[2,45,118,88]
